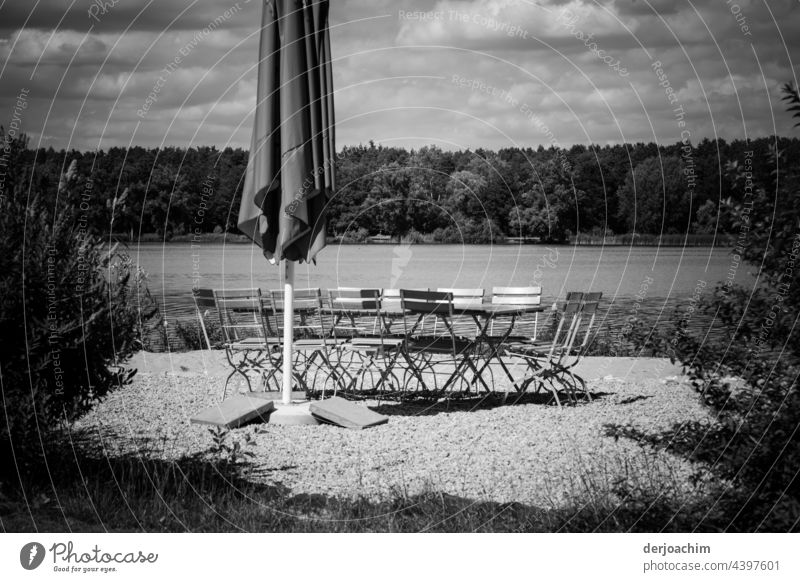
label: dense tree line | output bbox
[2,130,798,243]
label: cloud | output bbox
[0,0,798,151]
[0,0,256,34]
[395,0,637,49]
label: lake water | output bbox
[134,243,744,320]
[131,242,752,352]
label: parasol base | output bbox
[268,402,320,426]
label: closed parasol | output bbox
[238,0,335,405]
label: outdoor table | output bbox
[449,303,546,393]
[319,305,408,395]
[270,301,323,337]
[396,298,544,395]
[320,305,406,336]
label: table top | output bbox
[320,304,545,317]
[452,304,545,316]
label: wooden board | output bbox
[309,397,388,429]
[190,395,275,429]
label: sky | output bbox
[1,0,799,152]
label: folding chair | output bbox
[192,288,215,350]
[436,288,485,309]
[502,293,586,406]
[381,288,421,335]
[270,287,325,338]
[436,288,485,337]
[213,288,281,399]
[270,288,348,397]
[399,289,478,399]
[327,287,384,336]
[554,292,603,397]
[328,288,404,400]
[490,286,542,339]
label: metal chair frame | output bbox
[269,288,349,396]
[503,293,589,405]
[327,288,405,400]
[398,289,479,399]
[213,288,282,399]
[489,286,543,339]
[192,288,216,350]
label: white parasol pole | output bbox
[282,259,294,405]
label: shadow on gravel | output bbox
[368,390,612,417]
[1,428,730,533]
[618,395,653,405]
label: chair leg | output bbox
[223,348,255,399]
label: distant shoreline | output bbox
[112,232,735,247]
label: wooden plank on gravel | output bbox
[309,397,388,429]
[190,395,275,428]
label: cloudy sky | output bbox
[1,0,799,152]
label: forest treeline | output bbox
[2,129,798,243]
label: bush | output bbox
[340,227,369,243]
[173,317,223,351]
[0,147,158,469]
[614,85,800,531]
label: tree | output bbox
[616,155,689,234]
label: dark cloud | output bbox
[0,0,255,34]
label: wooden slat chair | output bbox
[379,288,402,311]
[502,293,587,406]
[380,288,424,336]
[213,288,282,398]
[556,292,604,396]
[490,286,543,339]
[436,288,485,309]
[399,289,478,398]
[270,289,349,396]
[270,287,325,338]
[192,288,216,350]
[327,287,383,337]
[328,288,404,400]
[436,288,485,338]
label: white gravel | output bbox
[73,358,718,509]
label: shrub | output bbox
[616,85,800,531]
[173,317,223,351]
[0,149,158,470]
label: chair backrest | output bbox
[328,287,381,311]
[400,289,454,316]
[573,292,603,351]
[381,288,429,311]
[380,288,402,311]
[213,288,271,345]
[269,287,326,337]
[327,288,383,340]
[192,288,216,310]
[192,288,215,350]
[436,288,485,309]
[270,287,322,311]
[491,286,542,306]
[399,290,463,354]
[547,292,603,358]
[541,297,583,357]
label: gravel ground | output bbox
[73,354,717,508]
